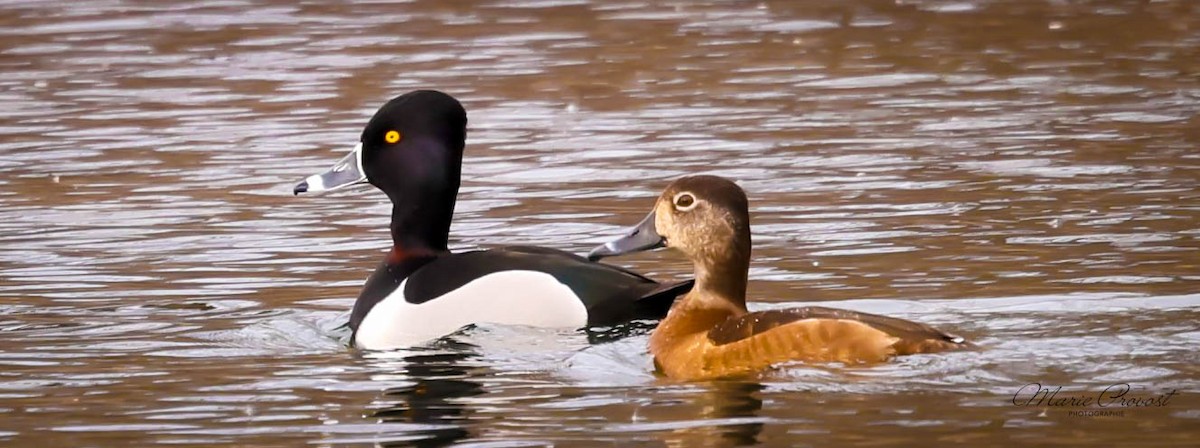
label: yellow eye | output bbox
[384,130,401,144]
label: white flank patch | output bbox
[354,270,589,350]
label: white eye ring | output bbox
[672,192,698,211]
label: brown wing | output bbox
[707,306,968,355]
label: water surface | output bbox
[1,0,1198,446]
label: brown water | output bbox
[1,0,1198,446]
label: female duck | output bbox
[589,175,969,381]
[294,90,689,349]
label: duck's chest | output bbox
[648,306,739,378]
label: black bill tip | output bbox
[293,181,308,195]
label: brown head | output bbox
[589,175,752,309]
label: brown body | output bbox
[593,175,970,381]
[649,295,966,381]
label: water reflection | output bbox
[584,320,659,345]
[655,381,766,448]
[370,351,480,447]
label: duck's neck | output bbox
[687,244,751,314]
[386,189,456,259]
[650,248,750,363]
[367,134,463,261]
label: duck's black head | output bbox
[295,90,468,253]
[359,90,467,199]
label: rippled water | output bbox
[1,0,1198,446]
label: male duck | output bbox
[588,175,969,381]
[294,90,691,350]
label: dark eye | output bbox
[673,193,697,211]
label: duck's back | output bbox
[407,246,687,322]
[351,246,691,349]
[651,305,969,380]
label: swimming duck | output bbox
[588,175,968,381]
[294,90,690,350]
